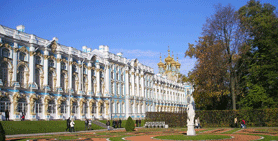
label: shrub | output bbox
[125,116,135,132]
[0,122,5,141]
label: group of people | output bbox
[105,119,122,130]
[234,117,246,128]
[135,119,141,127]
[84,118,93,130]
[65,117,76,132]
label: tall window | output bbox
[72,65,77,72]
[18,97,27,114]
[72,102,77,114]
[35,69,40,89]
[111,72,113,79]
[48,71,53,90]
[61,101,67,114]
[35,56,41,64]
[17,66,25,86]
[2,49,10,57]
[61,62,66,70]
[49,59,54,67]
[35,99,42,114]
[19,52,25,61]
[116,73,119,80]
[72,75,76,91]
[0,63,8,86]
[92,103,96,114]
[48,100,56,114]
[61,73,65,90]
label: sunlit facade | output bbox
[0,25,192,121]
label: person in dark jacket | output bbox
[106,120,110,130]
[139,119,141,127]
[65,117,71,131]
[119,119,122,128]
[5,110,9,121]
[136,119,138,127]
[112,120,115,128]
[85,119,88,130]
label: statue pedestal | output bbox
[187,124,196,136]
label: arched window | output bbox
[35,56,41,64]
[49,59,54,67]
[17,66,25,86]
[2,48,10,57]
[35,69,40,89]
[116,73,119,80]
[0,63,8,86]
[61,73,65,90]
[111,72,113,79]
[19,52,25,61]
[48,71,53,90]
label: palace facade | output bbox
[0,25,193,121]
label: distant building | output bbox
[0,24,193,121]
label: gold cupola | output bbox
[165,46,173,63]
[157,53,165,68]
[176,56,181,68]
[170,52,176,66]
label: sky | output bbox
[1,0,278,75]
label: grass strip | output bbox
[221,128,242,134]
[154,134,231,140]
[2,120,105,135]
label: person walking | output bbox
[5,110,9,121]
[106,120,110,131]
[119,119,122,128]
[112,120,115,128]
[70,120,75,132]
[234,117,238,128]
[85,119,88,130]
[139,119,141,127]
[65,117,71,132]
[88,119,92,130]
[241,119,246,128]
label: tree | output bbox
[125,116,135,132]
[186,4,243,110]
[237,0,278,109]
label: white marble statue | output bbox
[187,94,196,135]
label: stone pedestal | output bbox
[187,124,196,136]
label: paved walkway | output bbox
[6,127,135,138]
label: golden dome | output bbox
[164,47,173,63]
[158,53,165,67]
[170,54,176,66]
[176,56,181,68]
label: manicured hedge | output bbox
[146,108,278,127]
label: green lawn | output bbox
[154,134,231,140]
[1,120,105,135]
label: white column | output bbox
[131,68,135,96]
[125,67,129,118]
[56,53,61,88]
[29,46,35,84]
[12,43,18,82]
[68,59,73,91]
[43,50,49,86]
[105,63,110,97]
[78,61,82,93]
[136,70,139,97]
[87,62,92,94]
[96,62,101,96]
[140,73,144,98]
